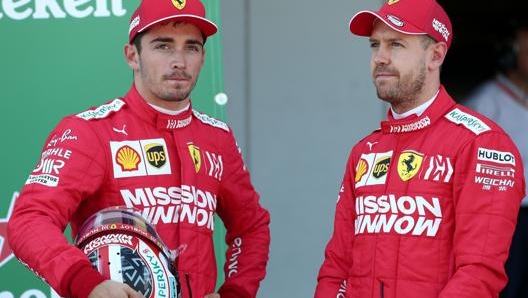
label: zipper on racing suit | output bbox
[379,280,385,298]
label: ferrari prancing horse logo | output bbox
[172,0,186,9]
[188,143,201,173]
[397,150,423,181]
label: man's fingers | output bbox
[123,284,144,298]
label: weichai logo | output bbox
[355,194,442,237]
[0,0,127,21]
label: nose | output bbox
[373,45,390,65]
[169,49,186,69]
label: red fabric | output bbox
[66,264,107,298]
[8,84,270,298]
[128,0,217,42]
[315,86,525,298]
[349,0,452,49]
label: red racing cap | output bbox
[349,0,452,49]
[128,0,218,43]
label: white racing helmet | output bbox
[75,206,181,298]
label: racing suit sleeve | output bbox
[438,130,525,298]
[314,152,356,298]
[215,131,271,298]
[7,117,107,298]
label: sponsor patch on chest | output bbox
[110,138,171,178]
[355,151,393,188]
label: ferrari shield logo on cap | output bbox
[398,150,423,181]
[388,0,400,5]
[172,0,186,9]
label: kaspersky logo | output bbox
[0,192,18,268]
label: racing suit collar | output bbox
[380,85,456,134]
[124,84,194,130]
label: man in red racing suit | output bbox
[7,0,270,298]
[8,85,270,298]
[315,86,525,298]
[314,0,526,297]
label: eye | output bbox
[369,41,380,48]
[391,41,403,48]
[155,43,170,50]
[186,44,202,52]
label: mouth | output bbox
[374,74,395,83]
[373,70,398,82]
[165,76,188,82]
[373,66,397,80]
[164,72,191,81]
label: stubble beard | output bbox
[139,60,198,103]
[375,64,426,108]
[158,82,193,102]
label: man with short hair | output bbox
[314,0,525,297]
[7,1,271,298]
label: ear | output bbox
[124,43,139,70]
[428,42,448,71]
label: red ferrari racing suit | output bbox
[7,85,270,298]
[315,86,526,298]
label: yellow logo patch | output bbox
[116,146,141,171]
[355,159,368,183]
[188,143,201,173]
[172,0,186,10]
[397,150,423,181]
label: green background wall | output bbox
[0,0,226,296]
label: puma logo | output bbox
[367,141,378,151]
[113,125,128,136]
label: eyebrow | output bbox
[368,37,405,43]
[149,37,204,48]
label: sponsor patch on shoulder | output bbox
[193,110,229,132]
[445,108,490,135]
[76,99,126,120]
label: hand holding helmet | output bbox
[88,280,144,298]
[75,206,181,298]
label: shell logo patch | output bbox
[116,146,141,171]
[355,151,393,188]
[111,139,171,178]
[398,150,423,181]
[355,159,369,183]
